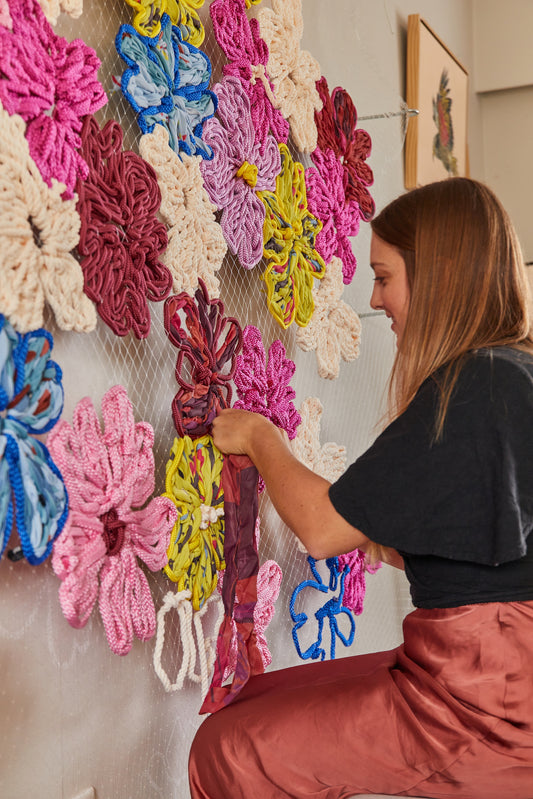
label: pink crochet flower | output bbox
[337,549,381,615]
[48,385,177,656]
[76,115,172,339]
[0,0,107,199]
[306,148,361,285]
[233,325,301,437]
[200,76,281,270]
[210,0,289,149]
[314,77,375,221]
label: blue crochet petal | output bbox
[8,329,63,434]
[0,316,18,412]
[0,436,14,560]
[8,434,68,565]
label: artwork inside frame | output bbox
[404,14,470,189]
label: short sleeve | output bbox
[329,349,533,565]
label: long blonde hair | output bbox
[371,178,533,435]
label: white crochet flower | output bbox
[139,124,227,298]
[0,104,96,333]
[37,0,82,25]
[258,0,322,153]
[296,256,361,380]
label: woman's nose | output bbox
[370,284,382,311]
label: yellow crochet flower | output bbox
[258,143,325,329]
[124,0,205,45]
[163,435,225,611]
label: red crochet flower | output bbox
[314,76,375,221]
[76,115,172,339]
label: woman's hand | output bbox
[211,408,282,457]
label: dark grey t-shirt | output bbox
[329,347,533,608]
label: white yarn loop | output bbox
[199,504,225,530]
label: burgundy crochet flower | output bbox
[0,0,107,198]
[164,281,243,438]
[76,115,172,339]
[314,76,375,221]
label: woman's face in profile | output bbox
[369,233,410,344]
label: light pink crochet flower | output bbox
[306,148,361,285]
[0,0,12,27]
[48,385,177,656]
[210,0,289,149]
[200,76,281,270]
[0,0,107,199]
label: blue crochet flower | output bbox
[0,315,68,565]
[290,556,356,661]
[116,13,217,159]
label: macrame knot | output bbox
[199,504,224,530]
[100,508,126,557]
[236,160,259,188]
[249,63,281,109]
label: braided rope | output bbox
[124,0,206,45]
[295,257,362,380]
[139,124,227,298]
[200,76,281,270]
[257,0,322,154]
[76,115,171,339]
[0,104,96,334]
[0,0,107,198]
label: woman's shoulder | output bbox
[459,345,533,390]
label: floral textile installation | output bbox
[258,143,326,329]
[48,385,177,657]
[209,0,289,149]
[0,105,96,334]
[0,0,107,198]
[37,0,83,25]
[200,76,281,270]
[139,125,227,298]
[257,0,322,154]
[116,13,217,159]
[164,281,242,438]
[306,149,361,285]
[295,257,362,379]
[76,115,172,339]
[124,0,206,46]
[337,548,381,615]
[314,76,375,221]
[0,315,67,565]
[162,434,225,611]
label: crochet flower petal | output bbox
[36,0,83,26]
[125,0,206,45]
[122,497,175,571]
[56,552,103,628]
[291,396,347,484]
[0,106,96,334]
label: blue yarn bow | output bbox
[116,13,217,159]
[290,556,356,661]
[0,315,68,565]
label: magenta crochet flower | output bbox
[0,0,107,199]
[48,385,177,656]
[200,76,281,270]
[209,0,289,149]
[76,115,172,339]
[306,148,361,285]
[233,325,301,439]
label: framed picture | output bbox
[404,14,469,189]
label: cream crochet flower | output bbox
[296,257,361,379]
[139,125,227,298]
[258,0,322,153]
[37,0,82,25]
[0,105,96,333]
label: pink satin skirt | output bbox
[189,601,533,799]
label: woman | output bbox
[189,178,533,799]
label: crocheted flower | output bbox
[124,0,206,46]
[37,0,83,25]
[295,257,362,379]
[116,14,217,159]
[314,76,375,221]
[258,0,322,153]
[233,325,301,439]
[306,149,361,285]
[48,385,177,657]
[200,76,281,270]
[162,434,225,610]
[210,0,289,148]
[76,115,171,339]
[258,143,326,329]
[0,315,67,565]
[139,124,227,298]
[0,105,96,334]
[164,282,242,438]
[0,0,107,198]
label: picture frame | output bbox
[404,14,470,189]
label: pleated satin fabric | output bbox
[189,601,533,799]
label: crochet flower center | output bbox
[28,217,44,248]
[236,161,258,188]
[100,508,126,557]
